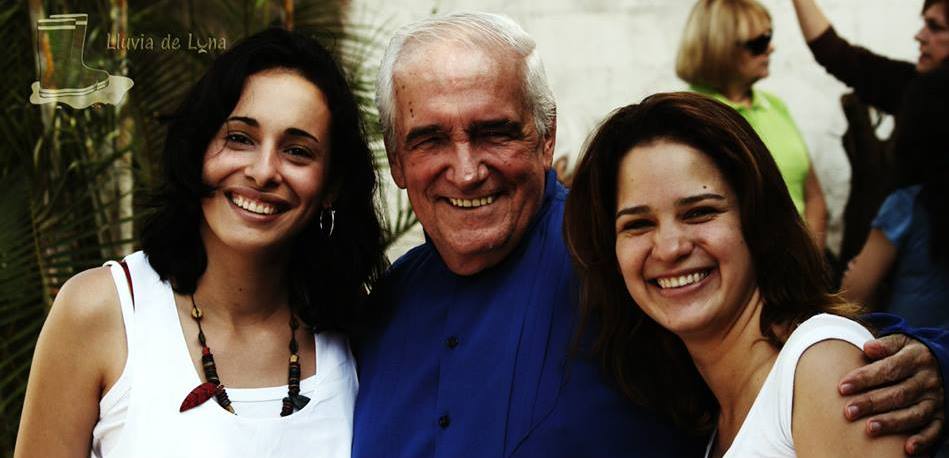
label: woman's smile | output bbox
[614,139,757,338]
[200,69,331,253]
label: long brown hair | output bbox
[564,92,856,435]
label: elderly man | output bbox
[354,12,948,458]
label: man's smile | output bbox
[447,194,496,209]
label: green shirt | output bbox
[691,85,811,215]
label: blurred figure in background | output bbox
[789,0,949,277]
[842,65,949,331]
[677,0,828,250]
[789,0,949,117]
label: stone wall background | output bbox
[352,0,924,260]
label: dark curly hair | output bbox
[924,0,949,25]
[140,28,387,332]
[894,63,949,263]
[563,92,857,435]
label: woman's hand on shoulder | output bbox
[792,339,908,457]
[15,266,127,458]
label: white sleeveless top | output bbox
[704,314,873,458]
[91,251,357,458]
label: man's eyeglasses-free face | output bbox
[742,31,772,56]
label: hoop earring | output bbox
[319,207,336,238]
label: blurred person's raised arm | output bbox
[790,0,832,41]
[789,0,917,113]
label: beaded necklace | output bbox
[178,295,311,416]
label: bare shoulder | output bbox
[792,339,907,457]
[52,266,121,322]
[15,266,127,456]
[45,266,127,387]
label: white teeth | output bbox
[449,195,495,208]
[230,194,276,215]
[656,271,709,289]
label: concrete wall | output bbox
[352,0,924,260]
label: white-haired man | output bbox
[354,12,948,458]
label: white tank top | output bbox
[91,251,357,458]
[704,313,873,458]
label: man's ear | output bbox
[542,116,557,170]
[387,141,407,189]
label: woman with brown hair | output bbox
[564,92,909,456]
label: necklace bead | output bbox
[179,295,311,416]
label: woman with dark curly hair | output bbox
[564,92,907,457]
[16,28,386,457]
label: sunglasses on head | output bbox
[742,32,772,56]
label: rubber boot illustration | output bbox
[35,17,78,96]
[49,13,110,94]
[31,12,134,109]
[35,14,109,97]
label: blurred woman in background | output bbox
[677,0,828,250]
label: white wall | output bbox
[351,0,925,260]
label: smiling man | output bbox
[383,36,552,276]
[353,11,949,458]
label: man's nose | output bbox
[447,142,487,189]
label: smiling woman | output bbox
[200,69,331,254]
[613,140,758,342]
[563,92,908,457]
[15,28,386,458]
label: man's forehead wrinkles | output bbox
[396,42,508,81]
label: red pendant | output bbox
[180,382,218,412]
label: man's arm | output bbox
[838,314,947,456]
